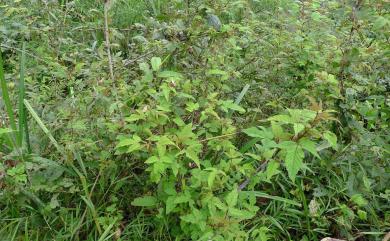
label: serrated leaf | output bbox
[278,141,296,149]
[284,144,304,182]
[271,121,284,139]
[323,131,337,149]
[268,114,292,123]
[208,170,216,187]
[357,210,367,220]
[219,100,245,113]
[228,207,255,220]
[213,197,227,211]
[166,196,176,214]
[243,127,273,139]
[288,109,317,123]
[266,160,280,181]
[131,196,157,207]
[186,102,200,112]
[299,138,320,159]
[350,194,368,207]
[225,188,238,207]
[293,123,305,135]
[125,114,144,122]
[145,156,159,164]
[174,194,191,204]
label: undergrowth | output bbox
[0,0,389,240]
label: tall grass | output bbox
[18,43,31,152]
[0,43,32,155]
[0,47,19,148]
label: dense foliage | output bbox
[0,0,389,240]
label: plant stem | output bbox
[104,1,114,82]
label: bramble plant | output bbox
[115,58,340,240]
[0,0,389,240]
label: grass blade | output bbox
[227,84,250,118]
[235,84,250,105]
[23,99,63,155]
[242,191,302,207]
[18,42,31,152]
[0,47,20,147]
[97,218,118,241]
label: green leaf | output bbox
[288,109,317,123]
[158,71,183,79]
[350,194,368,207]
[166,196,176,214]
[151,57,162,71]
[125,114,144,122]
[174,194,191,204]
[131,196,157,207]
[284,144,304,182]
[228,208,255,220]
[208,170,216,187]
[243,191,301,206]
[357,210,367,220]
[225,187,238,207]
[24,99,63,155]
[116,135,141,147]
[271,122,285,139]
[373,16,389,30]
[243,127,273,139]
[268,114,292,123]
[0,50,19,146]
[186,102,200,113]
[207,69,229,80]
[293,123,305,135]
[219,100,245,113]
[266,160,280,181]
[323,131,337,149]
[0,128,12,136]
[299,138,320,159]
